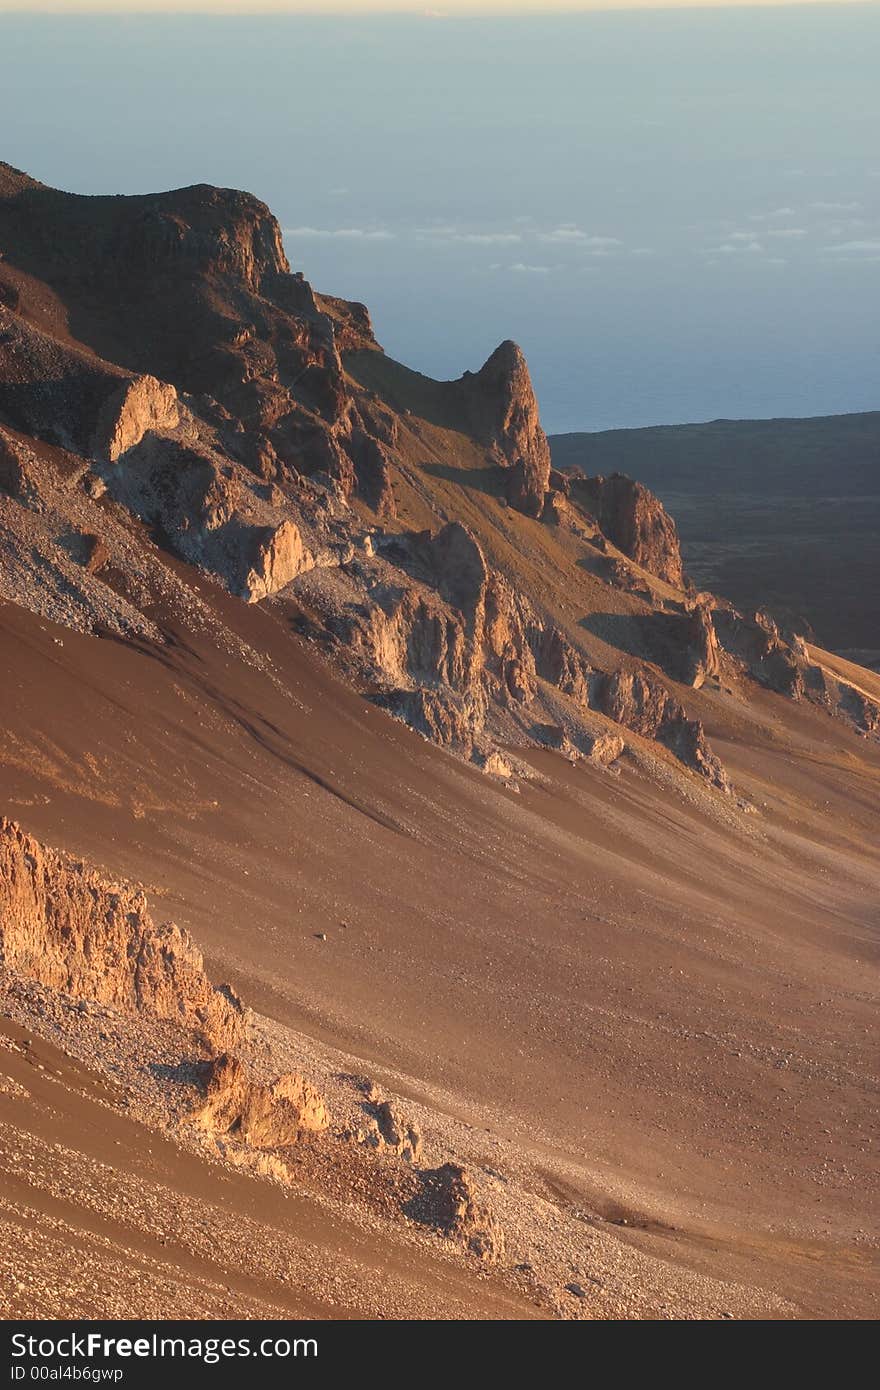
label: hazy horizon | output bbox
[1,7,878,431]
[2,2,874,11]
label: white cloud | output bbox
[705,240,764,255]
[811,200,862,212]
[508,262,552,275]
[415,226,521,244]
[452,232,522,245]
[767,228,807,239]
[749,207,797,221]
[537,226,623,248]
[284,225,394,241]
[823,238,880,254]
[828,219,867,236]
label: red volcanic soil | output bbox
[2,579,878,1317]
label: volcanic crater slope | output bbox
[1,162,879,1320]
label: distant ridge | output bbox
[550,413,880,657]
[550,411,880,497]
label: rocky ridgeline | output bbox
[1,162,876,790]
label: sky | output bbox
[1,7,878,431]
[0,1,874,10]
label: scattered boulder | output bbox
[0,1074,29,1099]
[584,732,625,766]
[81,470,107,500]
[480,750,516,779]
[533,723,578,758]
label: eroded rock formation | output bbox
[0,819,244,1050]
[191,1052,329,1147]
[94,375,180,463]
[713,605,880,732]
[362,1098,423,1163]
[598,672,729,791]
[681,595,722,689]
[461,340,551,517]
[570,472,685,586]
[410,1164,505,1262]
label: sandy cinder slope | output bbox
[0,1016,540,1321]
[2,580,877,1317]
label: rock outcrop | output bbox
[410,1164,505,1262]
[362,1098,423,1163]
[713,607,803,696]
[191,1052,329,1148]
[94,374,180,462]
[570,472,685,586]
[323,518,735,784]
[597,672,729,790]
[681,595,722,688]
[461,341,551,517]
[0,819,244,1050]
[244,518,311,602]
[713,605,880,733]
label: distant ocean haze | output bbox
[1,7,878,431]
